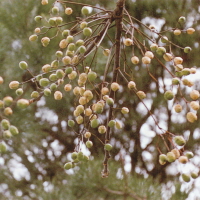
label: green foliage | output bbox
[0,0,200,199]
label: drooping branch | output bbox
[102,0,126,178]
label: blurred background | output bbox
[0,0,200,199]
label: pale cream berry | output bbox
[186,112,197,123]
[41,0,48,5]
[84,131,91,138]
[76,116,83,124]
[89,114,97,121]
[73,110,79,117]
[163,53,173,62]
[42,64,51,73]
[62,56,71,65]
[115,121,122,129]
[174,104,182,113]
[103,95,109,101]
[145,51,154,59]
[79,96,88,105]
[178,156,188,164]
[68,71,77,80]
[64,84,72,91]
[54,91,63,100]
[4,107,13,116]
[73,87,80,95]
[98,125,107,134]
[124,38,133,46]
[83,90,93,100]
[186,28,195,35]
[190,68,196,74]
[171,149,180,159]
[121,107,129,114]
[59,39,68,49]
[103,49,110,56]
[65,7,73,15]
[9,81,19,89]
[0,76,4,84]
[79,87,85,96]
[131,56,139,64]
[84,108,92,116]
[175,64,183,71]
[173,29,181,35]
[136,91,146,99]
[79,73,87,83]
[34,28,41,34]
[142,56,151,64]
[111,82,120,92]
[190,101,199,111]
[76,105,84,114]
[190,90,200,100]
[174,57,183,65]
[71,55,79,64]
[128,81,136,89]
[101,87,109,95]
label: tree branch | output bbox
[102,0,126,178]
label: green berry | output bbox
[164,90,174,100]
[62,30,70,37]
[68,43,75,51]
[64,162,73,170]
[0,141,7,153]
[78,45,86,54]
[191,172,198,179]
[104,143,112,151]
[65,67,73,74]
[182,173,190,182]
[156,47,166,56]
[56,69,65,79]
[68,120,75,127]
[19,61,28,70]
[108,120,116,128]
[81,6,90,15]
[39,78,50,87]
[76,39,84,47]
[174,136,186,146]
[17,99,29,109]
[16,88,24,96]
[34,15,42,22]
[172,78,180,85]
[50,83,57,91]
[66,35,74,43]
[184,47,192,53]
[83,27,92,37]
[9,125,19,136]
[178,16,186,23]
[1,119,10,130]
[88,71,97,82]
[44,88,51,96]
[31,91,40,99]
[52,6,59,15]
[86,141,93,148]
[185,152,194,159]
[160,36,169,43]
[71,152,78,160]
[77,152,84,161]
[3,96,13,107]
[3,130,12,139]
[80,21,88,29]
[90,119,99,128]
[167,152,176,162]
[106,98,114,106]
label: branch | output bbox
[102,0,126,178]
